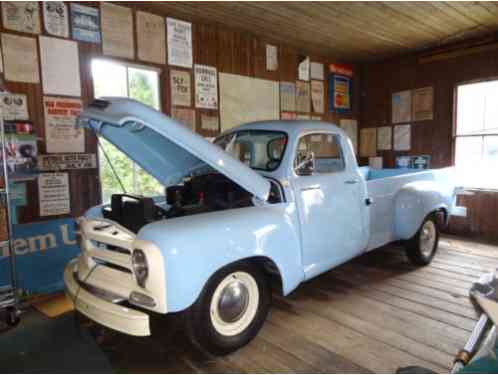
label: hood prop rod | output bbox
[97,136,127,194]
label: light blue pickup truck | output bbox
[64,98,466,354]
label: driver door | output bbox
[292,132,367,279]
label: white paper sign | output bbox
[137,11,166,65]
[167,17,192,68]
[40,36,81,97]
[311,80,324,114]
[201,114,219,132]
[266,44,278,71]
[101,3,134,59]
[377,126,392,150]
[195,65,218,109]
[2,2,40,34]
[1,33,39,84]
[310,62,324,80]
[38,172,70,216]
[392,90,412,124]
[38,154,96,171]
[0,93,29,121]
[170,70,191,107]
[43,97,84,153]
[298,56,310,81]
[394,124,411,151]
[340,119,358,155]
[43,1,69,38]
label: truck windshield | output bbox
[215,130,288,171]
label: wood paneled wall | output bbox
[2,2,359,225]
[359,42,498,243]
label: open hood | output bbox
[77,98,271,201]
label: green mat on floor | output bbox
[0,310,112,373]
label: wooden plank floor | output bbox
[94,235,497,373]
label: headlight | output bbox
[131,249,148,287]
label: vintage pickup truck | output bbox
[64,98,466,354]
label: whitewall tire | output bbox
[404,213,440,266]
[185,261,271,355]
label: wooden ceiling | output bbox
[135,1,498,62]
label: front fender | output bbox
[137,203,304,313]
[394,181,452,239]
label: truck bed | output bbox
[358,167,456,251]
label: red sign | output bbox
[329,63,353,77]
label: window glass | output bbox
[295,133,345,174]
[91,59,163,202]
[215,131,287,171]
[455,80,498,190]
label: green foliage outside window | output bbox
[94,61,163,203]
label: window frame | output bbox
[293,131,346,176]
[91,58,164,202]
[453,77,498,192]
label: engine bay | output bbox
[102,173,283,233]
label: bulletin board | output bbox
[219,73,279,132]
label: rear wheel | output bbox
[404,214,440,266]
[185,262,271,355]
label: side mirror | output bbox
[296,151,315,176]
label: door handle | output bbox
[345,179,359,185]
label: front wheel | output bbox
[404,214,440,266]
[185,262,271,355]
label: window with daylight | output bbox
[91,59,163,203]
[455,80,498,190]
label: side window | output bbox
[295,133,345,174]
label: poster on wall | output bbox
[360,127,377,157]
[392,90,412,124]
[43,97,84,153]
[329,64,353,113]
[266,44,278,71]
[1,33,39,84]
[70,3,101,43]
[38,153,97,171]
[43,1,69,38]
[40,36,81,97]
[195,65,218,109]
[137,11,166,65]
[280,82,296,112]
[219,73,279,132]
[393,124,411,151]
[310,62,324,80]
[311,80,324,114]
[38,173,70,216]
[2,2,41,34]
[298,56,310,81]
[170,70,191,107]
[172,107,196,131]
[4,124,38,175]
[412,86,434,121]
[296,81,311,113]
[101,2,134,59]
[0,93,29,121]
[167,17,193,68]
[200,114,219,132]
[377,126,392,151]
[339,118,358,154]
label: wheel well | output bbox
[245,256,284,296]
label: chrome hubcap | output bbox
[420,220,436,257]
[217,279,250,323]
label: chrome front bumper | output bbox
[64,259,151,336]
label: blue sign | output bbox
[0,218,79,296]
[70,3,101,44]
